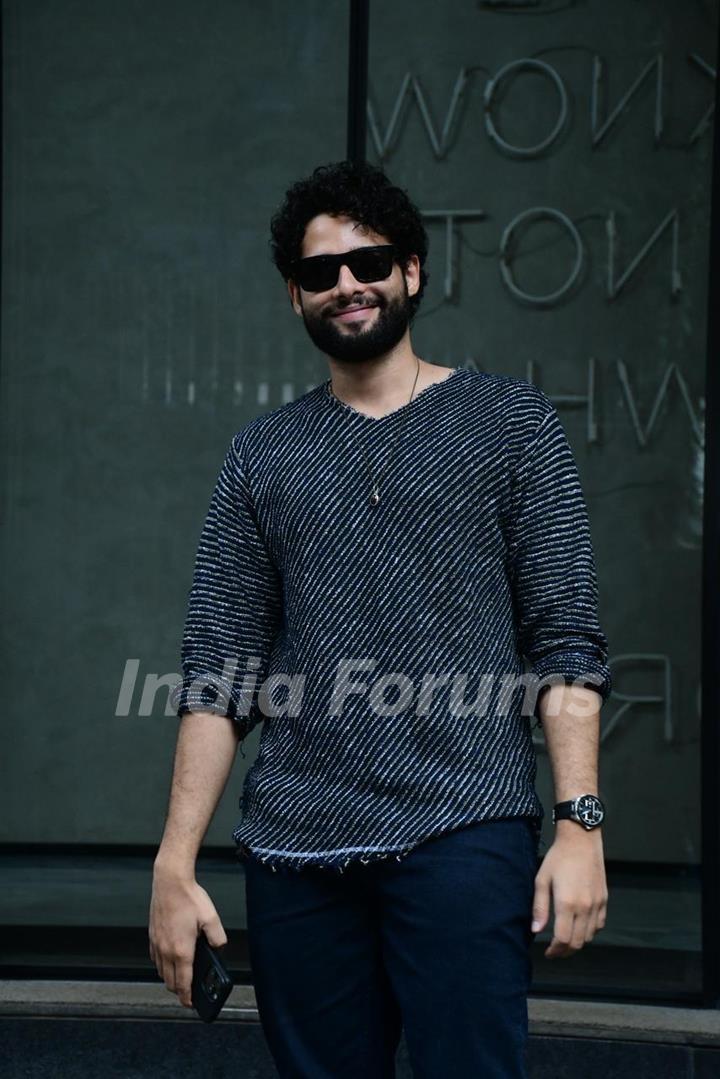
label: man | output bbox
[149,160,611,1078]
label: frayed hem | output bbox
[232,812,546,874]
[233,838,418,875]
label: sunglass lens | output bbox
[297,259,336,292]
[347,247,395,282]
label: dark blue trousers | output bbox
[243,817,539,1079]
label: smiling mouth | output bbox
[331,305,378,321]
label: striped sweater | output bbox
[169,365,612,873]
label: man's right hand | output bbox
[148,864,228,1009]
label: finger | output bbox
[149,936,161,969]
[156,956,168,989]
[164,958,177,994]
[531,876,551,934]
[585,900,604,941]
[202,918,228,950]
[569,911,589,951]
[596,898,608,930]
[545,911,575,958]
[582,890,608,942]
[175,958,195,1008]
[584,911,598,942]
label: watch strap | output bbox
[552,800,577,822]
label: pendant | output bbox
[369,488,380,506]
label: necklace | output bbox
[328,357,422,507]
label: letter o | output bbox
[499,207,584,307]
[484,58,568,158]
[369,674,415,718]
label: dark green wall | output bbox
[1,0,347,845]
[1,0,716,866]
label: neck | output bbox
[326,339,431,413]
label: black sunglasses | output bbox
[292,244,397,293]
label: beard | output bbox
[299,281,412,364]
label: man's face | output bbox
[287,214,420,363]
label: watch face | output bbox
[576,795,604,827]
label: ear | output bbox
[287,278,303,316]
[402,254,421,298]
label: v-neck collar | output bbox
[321,366,463,423]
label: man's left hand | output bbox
[530,823,608,958]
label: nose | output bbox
[332,262,365,296]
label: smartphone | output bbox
[191,931,234,1023]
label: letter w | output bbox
[367,69,468,160]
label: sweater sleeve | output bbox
[506,398,612,718]
[169,436,283,739]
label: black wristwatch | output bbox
[552,794,605,830]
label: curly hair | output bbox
[269,160,429,317]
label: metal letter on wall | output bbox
[499,206,584,307]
